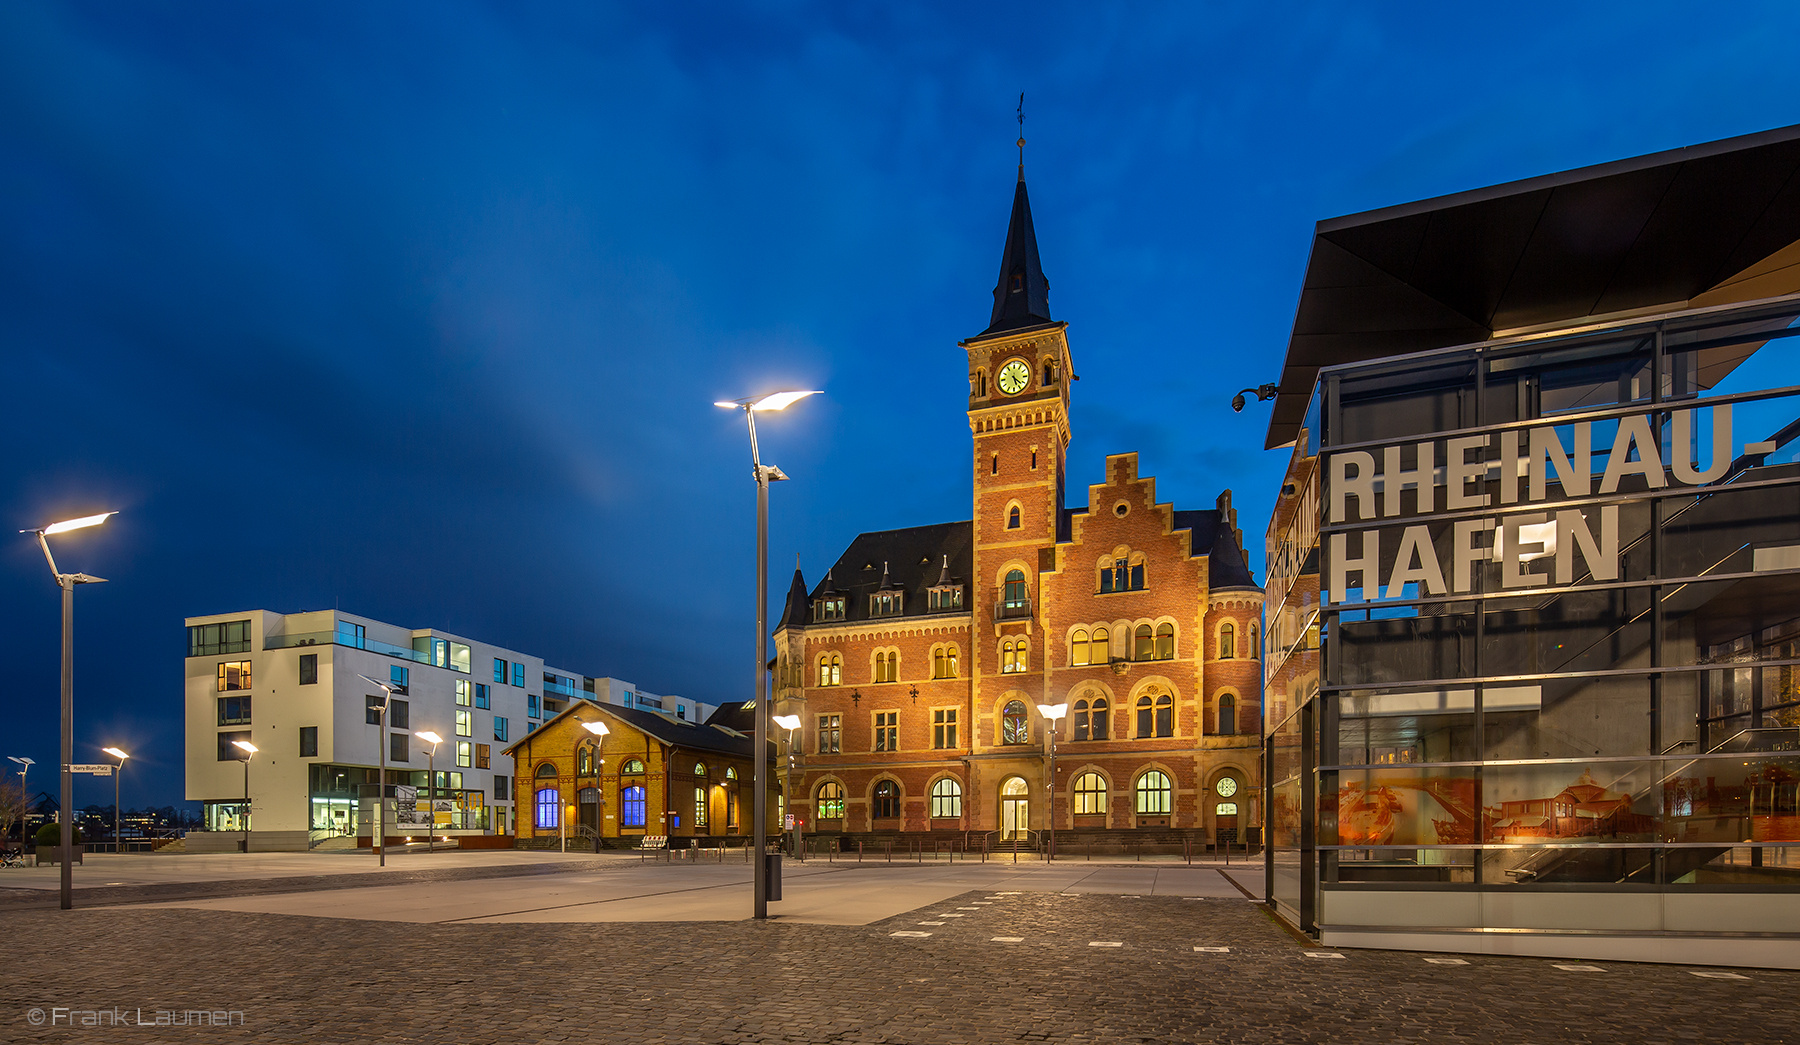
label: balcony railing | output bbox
[994,596,1033,622]
[264,630,432,665]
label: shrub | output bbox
[34,823,82,849]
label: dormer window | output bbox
[813,597,845,622]
[870,591,903,617]
[928,586,963,611]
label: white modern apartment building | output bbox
[184,608,704,851]
[583,676,714,722]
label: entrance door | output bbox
[1000,777,1030,840]
[1215,801,1239,846]
[578,787,600,835]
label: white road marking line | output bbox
[941,913,965,918]
[956,906,981,910]
[1552,964,1605,972]
[1193,946,1230,953]
[1089,941,1124,948]
[993,891,1022,894]
[1423,958,1469,965]
[1303,951,1345,959]
[991,936,1024,943]
[890,931,932,938]
[918,921,944,926]
[970,901,993,905]
[1691,970,1749,979]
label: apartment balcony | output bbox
[993,596,1033,622]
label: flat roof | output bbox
[1266,123,1800,449]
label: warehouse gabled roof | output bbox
[1267,123,1800,449]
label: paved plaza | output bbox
[4,851,1796,1043]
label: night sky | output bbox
[5,3,1799,809]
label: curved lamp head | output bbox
[772,714,801,731]
[714,390,822,412]
[582,720,610,736]
[25,511,118,537]
[232,740,258,757]
[415,731,443,746]
[102,747,129,761]
[1035,702,1069,721]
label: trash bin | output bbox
[765,851,782,901]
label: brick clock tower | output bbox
[771,157,1264,854]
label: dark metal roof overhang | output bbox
[1266,123,1800,450]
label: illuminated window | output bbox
[875,651,897,683]
[1074,772,1107,814]
[621,785,646,827]
[1071,629,1090,666]
[1001,700,1029,744]
[874,711,898,752]
[694,762,707,777]
[1155,623,1174,660]
[930,777,962,818]
[1091,627,1110,665]
[1249,623,1259,657]
[693,787,707,827]
[456,741,472,768]
[818,714,841,754]
[816,781,845,819]
[813,597,846,622]
[1134,624,1155,660]
[622,759,645,775]
[1001,639,1028,673]
[534,788,559,829]
[1136,771,1172,814]
[455,679,471,706]
[217,661,251,692]
[871,591,903,616]
[455,710,472,737]
[1220,622,1236,659]
[818,653,842,686]
[873,780,901,819]
[933,645,960,679]
[475,743,490,769]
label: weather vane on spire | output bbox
[1016,91,1026,168]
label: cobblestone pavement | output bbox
[8,889,1797,1044]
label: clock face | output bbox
[1216,777,1239,798]
[997,359,1031,395]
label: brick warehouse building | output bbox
[772,164,1264,852]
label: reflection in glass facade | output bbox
[1264,296,1800,944]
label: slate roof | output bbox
[806,521,974,626]
[501,699,763,761]
[979,171,1053,336]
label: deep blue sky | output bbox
[5,2,1798,808]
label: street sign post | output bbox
[67,764,112,775]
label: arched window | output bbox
[1073,772,1107,814]
[873,780,901,819]
[536,762,557,778]
[1001,700,1029,744]
[621,759,644,775]
[875,651,896,683]
[621,784,646,827]
[725,767,738,781]
[819,653,842,686]
[693,786,708,827]
[1002,569,1028,611]
[1090,698,1109,740]
[816,781,845,820]
[1007,505,1021,529]
[1071,629,1090,666]
[1137,691,1174,737]
[1216,802,1238,816]
[930,777,963,818]
[1134,624,1154,660]
[1219,694,1236,735]
[1136,770,1172,814]
[694,762,707,777]
[1249,623,1260,658]
[1220,622,1236,659]
[1091,627,1110,664]
[534,787,560,829]
[933,645,959,679]
[1155,623,1174,660]
[577,746,596,776]
[1072,698,1090,740]
[1001,639,1027,674]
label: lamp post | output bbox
[1035,703,1067,862]
[23,510,116,910]
[415,731,442,853]
[355,674,394,867]
[102,748,128,854]
[583,720,609,853]
[773,714,800,856]
[231,741,257,852]
[716,389,820,920]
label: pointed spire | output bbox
[879,560,901,591]
[936,554,952,586]
[983,160,1052,336]
[776,565,810,630]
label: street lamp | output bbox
[716,389,820,919]
[415,731,442,854]
[22,509,116,909]
[772,715,801,856]
[355,674,395,867]
[6,757,32,846]
[231,740,257,852]
[583,720,609,853]
[102,748,128,854]
[1036,703,1067,862]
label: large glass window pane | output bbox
[1333,690,1476,765]
[1335,610,1474,687]
[1480,588,1651,681]
[1661,482,1800,581]
[1325,764,1479,848]
[1482,673,1653,761]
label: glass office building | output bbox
[1261,125,1800,967]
